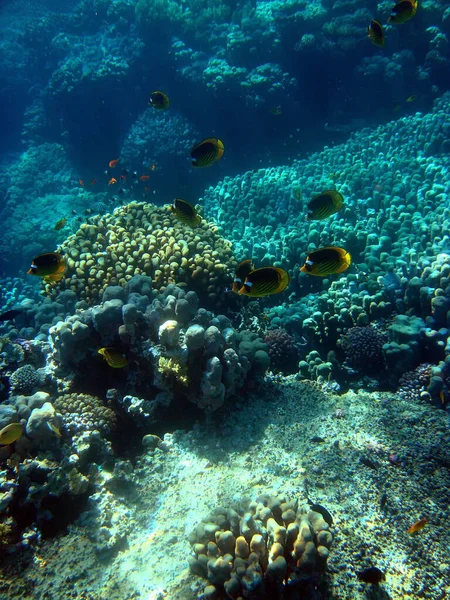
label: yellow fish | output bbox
[0,423,23,446]
[98,347,128,368]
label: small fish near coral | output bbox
[307,190,344,220]
[170,198,202,227]
[149,90,170,110]
[368,20,385,48]
[233,266,290,298]
[0,423,23,446]
[27,252,66,284]
[408,517,427,534]
[190,138,224,168]
[357,567,386,584]
[300,247,352,277]
[231,259,253,293]
[109,158,119,168]
[54,217,67,231]
[388,0,418,24]
[98,348,128,368]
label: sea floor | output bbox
[1,378,449,600]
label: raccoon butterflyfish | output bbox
[388,0,418,24]
[407,517,427,534]
[300,247,351,277]
[149,90,170,110]
[98,348,128,368]
[54,217,67,231]
[357,567,385,584]
[231,259,254,293]
[307,190,344,220]
[170,198,202,227]
[236,266,290,298]
[27,252,66,280]
[368,20,385,48]
[0,423,23,446]
[190,138,224,168]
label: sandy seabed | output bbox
[1,379,449,600]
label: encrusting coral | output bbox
[47,202,236,308]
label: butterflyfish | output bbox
[231,259,253,293]
[170,198,201,227]
[0,423,23,446]
[149,91,170,110]
[190,138,224,168]
[300,247,351,277]
[98,348,128,368]
[307,190,344,220]
[27,252,66,280]
[368,20,385,48]
[388,0,418,24]
[236,266,290,298]
[408,517,427,534]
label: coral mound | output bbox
[48,202,236,308]
[188,494,333,599]
[264,329,300,374]
[340,326,387,374]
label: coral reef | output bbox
[340,326,387,375]
[49,202,236,308]
[264,328,300,374]
[188,494,333,599]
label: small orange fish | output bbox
[79,179,85,187]
[109,158,119,168]
[408,517,427,534]
[139,175,150,181]
[88,178,97,186]
[108,177,117,186]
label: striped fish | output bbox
[98,348,128,368]
[0,423,23,446]
[27,252,65,278]
[368,20,385,48]
[237,266,290,297]
[231,259,253,293]
[388,0,418,24]
[191,138,224,168]
[307,190,344,220]
[170,198,201,227]
[300,247,351,277]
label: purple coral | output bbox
[340,326,387,374]
[264,328,300,374]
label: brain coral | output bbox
[47,202,236,308]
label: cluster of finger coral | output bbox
[48,276,269,416]
[53,393,117,436]
[47,201,236,309]
[202,95,450,381]
[188,494,333,600]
